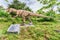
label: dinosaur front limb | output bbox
[13,15,18,18]
[13,11,19,18]
[21,16,26,26]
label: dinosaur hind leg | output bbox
[26,16,33,25]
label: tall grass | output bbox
[0,9,60,40]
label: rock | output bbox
[23,24,34,27]
[54,30,60,33]
[20,24,35,27]
[7,24,20,34]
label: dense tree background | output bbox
[6,0,32,11]
[37,0,60,18]
[5,0,60,13]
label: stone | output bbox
[54,30,60,33]
[7,24,20,34]
[21,24,34,27]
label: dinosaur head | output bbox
[5,8,10,14]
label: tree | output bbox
[37,0,57,9]
[6,0,32,11]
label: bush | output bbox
[0,9,14,22]
[42,17,54,22]
[37,10,56,22]
[0,9,9,17]
[45,10,56,18]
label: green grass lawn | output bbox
[0,18,60,40]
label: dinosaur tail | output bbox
[30,13,48,18]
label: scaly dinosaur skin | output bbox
[6,8,49,25]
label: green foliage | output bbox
[0,9,14,22]
[37,0,50,4]
[37,9,44,14]
[37,9,56,21]
[8,0,31,11]
[0,9,9,17]
[0,0,59,40]
[57,7,60,12]
[37,0,57,4]
[0,21,60,40]
[56,2,60,5]
[45,10,56,17]
[37,0,57,9]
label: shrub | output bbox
[37,10,56,22]
[0,9,9,17]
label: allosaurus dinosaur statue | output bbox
[6,8,51,25]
